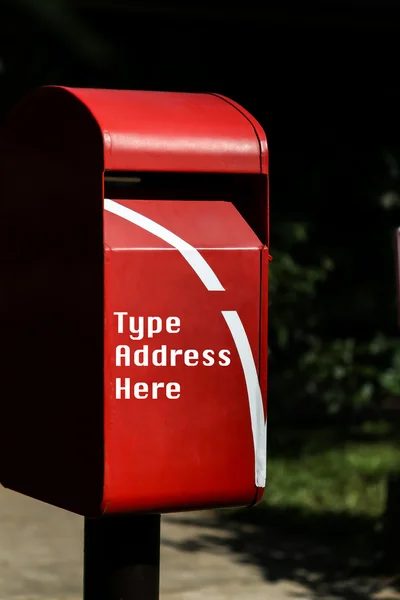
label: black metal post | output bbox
[84,514,161,600]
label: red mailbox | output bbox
[0,87,269,517]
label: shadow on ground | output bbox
[163,505,400,600]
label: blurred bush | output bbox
[268,148,400,421]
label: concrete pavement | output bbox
[0,485,398,600]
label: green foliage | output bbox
[262,425,400,519]
[268,220,400,417]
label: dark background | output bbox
[2,1,400,597]
[3,0,400,418]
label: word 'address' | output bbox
[113,312,231,400]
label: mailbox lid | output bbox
[103,199,267,513]
[55,86,267,174]
[104,200,263,250]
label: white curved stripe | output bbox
[222,310,267,488]
[104,199,225,291]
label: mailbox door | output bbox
[103,199,267,513]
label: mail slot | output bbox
[0,86,269,517]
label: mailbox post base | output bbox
[84,514,160,600]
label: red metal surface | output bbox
[57,86,266,175]
[104,200,264,512]
[254,246,269,504]
[0,86,268,516]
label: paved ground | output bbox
[0,485,399,600]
